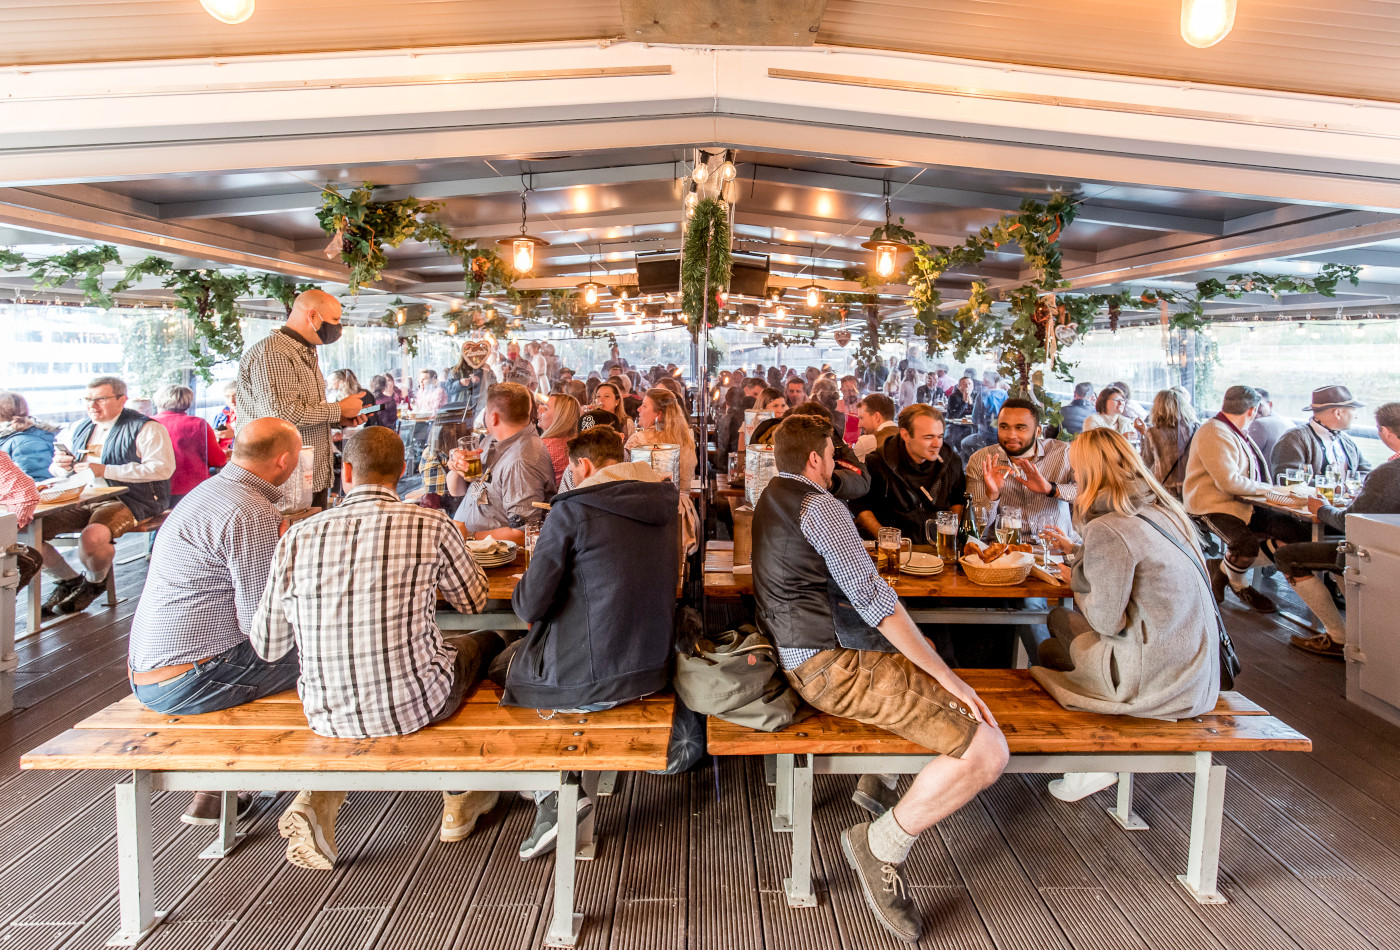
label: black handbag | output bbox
[1135,514,1242,690]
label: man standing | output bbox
[852,393,898,462]
[966,398,1077,536]
[855,405,965,541]
[753,415,1008,944]
[251,428,502,867]
[1270,385,1373,480]
[128,418,303,824]
[237,289,368,509]
[1183,385,1282,612]
[494,426,680,859]
[498,340,537,389]
[1059,382,1096,436]
[43,376,176,616]
[448,382,555,544]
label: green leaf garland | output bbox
[681,198,732,337]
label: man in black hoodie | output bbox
[854,404,965,542]
[490,425,680,861]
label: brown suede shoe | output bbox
[439,791,499,842]
[278,790,346,869]
[841,822,921,944]
[1232,585,1277,613]
[1290,633,1344,659]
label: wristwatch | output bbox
[1045,481,1057,498]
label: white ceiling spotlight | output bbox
[200,0,256,25]
[1181,0,1237,49]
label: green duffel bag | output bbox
[673,625,808,732]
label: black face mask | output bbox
[315,319,342,345]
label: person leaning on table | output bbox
[126,418,305,826]
[250,427,504,870]
[1034,427,1221,803]
[751,413,1008,945]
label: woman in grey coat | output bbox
[1035,427,1221,801]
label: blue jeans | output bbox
[131,640,300,715]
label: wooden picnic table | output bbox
[690,470,746,504]
[19,484,127,637]
[1250,495,1325,542]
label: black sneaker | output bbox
[40,576,85,618]
[518,792,593,861]
[53,578,107,615]
[1231,585,1277,614]
[852,774,901,819]
[841,822,921,944]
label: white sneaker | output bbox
[1046,772,1118,802]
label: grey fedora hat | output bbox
[1305,385,1365,411]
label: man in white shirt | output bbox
[852,393,898,462]
[42,376,176,616]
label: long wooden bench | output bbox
[21,684,675,949]
[707,669,1310,909]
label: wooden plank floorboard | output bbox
[687,761,763,950]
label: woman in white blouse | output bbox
[1082,386,1145,438]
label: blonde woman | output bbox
[626,387,697,492]
[539,392,581,482]
[1139,388,1200,498]
[1035,427,1221,801]
[591,381,634,441]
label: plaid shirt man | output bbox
[250,484,490,737]
[237,328,340,493]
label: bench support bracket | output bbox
[782,755,817,907]
[1107,773,1149,831]
[771,754,795,833]
[108,771,165,948]
[1177,751,1228,904]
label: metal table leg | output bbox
[782,755,817,908]
[1106,772,1149,831]
[771,754,795,833]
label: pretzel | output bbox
[962,541,982,559]
[982,542,1009,562]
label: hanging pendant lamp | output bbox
[497,187,549,275]
[860,182,910,280]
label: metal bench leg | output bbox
[1177,752,1228,904]
[108,771,165,948]
[105,571,118,608]
[783,755,817,908]
[576,772,598,861]
[764,753,777,787]
[1106,773,1148,831]
[543,772,583,948]
[594,770,618,797]
[772,754,795,833]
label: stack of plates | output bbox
[468,540,518,568]
[900,552,945,576]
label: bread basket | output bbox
[1264,487,1309,508]
[959,555,1033,586]
[38,485,84,505]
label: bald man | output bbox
[128,417,306,825]
[237,289,366,508]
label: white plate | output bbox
[902,552,944,571]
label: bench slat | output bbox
[21,726,671,772]
[707,709,1311,756]
[79,694,675,732]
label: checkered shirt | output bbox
[236,328,341,492]
[250,484,490,738]
[774,472,900,668]
[128,464,284,671]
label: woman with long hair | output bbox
[1139,388,1200,498]
[444,340,496,416]
[626,387,697,491]
[327,368,364,402]
[367,374,399,429]
[592,381,634,440]
[539,392,582,482]
[1034,427,1221,800]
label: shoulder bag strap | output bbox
[1134,512,1238,684]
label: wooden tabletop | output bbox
[1250,496,1320,524]
[33,484,127,518]
[703,541,1069,599]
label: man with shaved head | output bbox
[237,289,368,508]
[128,417,306,825]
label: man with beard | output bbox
[966,398,1077,536]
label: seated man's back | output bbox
[503,426,680,711]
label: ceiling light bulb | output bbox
[1180,0,1236,48]
[583,284,598,306]
[716,290,728,307]
[692,164,709,184]
[200,0,255,25]
[806,286,821,308]
[757,314,767,329]
[512,238,535,274]
[447,320,458,335]
[634,312,643,327]
[719,161,737,181]
[875,245,896,278]
[614,301,624,315]
[665,293,675,303]
[395,309,406,325]
[776,304,787,320]
[685,187,699,209]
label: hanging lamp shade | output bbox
[1180,0,1236,48]
[804,284,822,308]
[577,281,603,307]
[200,0,255,24]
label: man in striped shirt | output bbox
[251,427,503,870]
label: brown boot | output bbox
[439,791,499,842]
[1206,558,1227,605]
[278,790,346,869]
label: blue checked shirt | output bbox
[774,472,901,668]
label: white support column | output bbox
[782,755,818,908]
[1177,751,1229,904]
[543,772,583,948]
[772,753,795,833]
[108,771,165,948]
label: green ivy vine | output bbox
[680,198,733,337]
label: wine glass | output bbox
[1027,514,1052,568]
[996,506,1023,545]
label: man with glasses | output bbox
[42,376,175,616]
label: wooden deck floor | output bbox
[4,554,1400,950]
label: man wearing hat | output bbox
[1270,385,1373,480]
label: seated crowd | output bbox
[2,295,1393,945]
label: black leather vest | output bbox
[751,474,895,653]
[72,408,171,521]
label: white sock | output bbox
[868,809,917,865]
[1291,575,1345,642]
[41,544,79,580]
[82,565,109,585]
[1222,559,1250,592]
[879,773,900,791]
